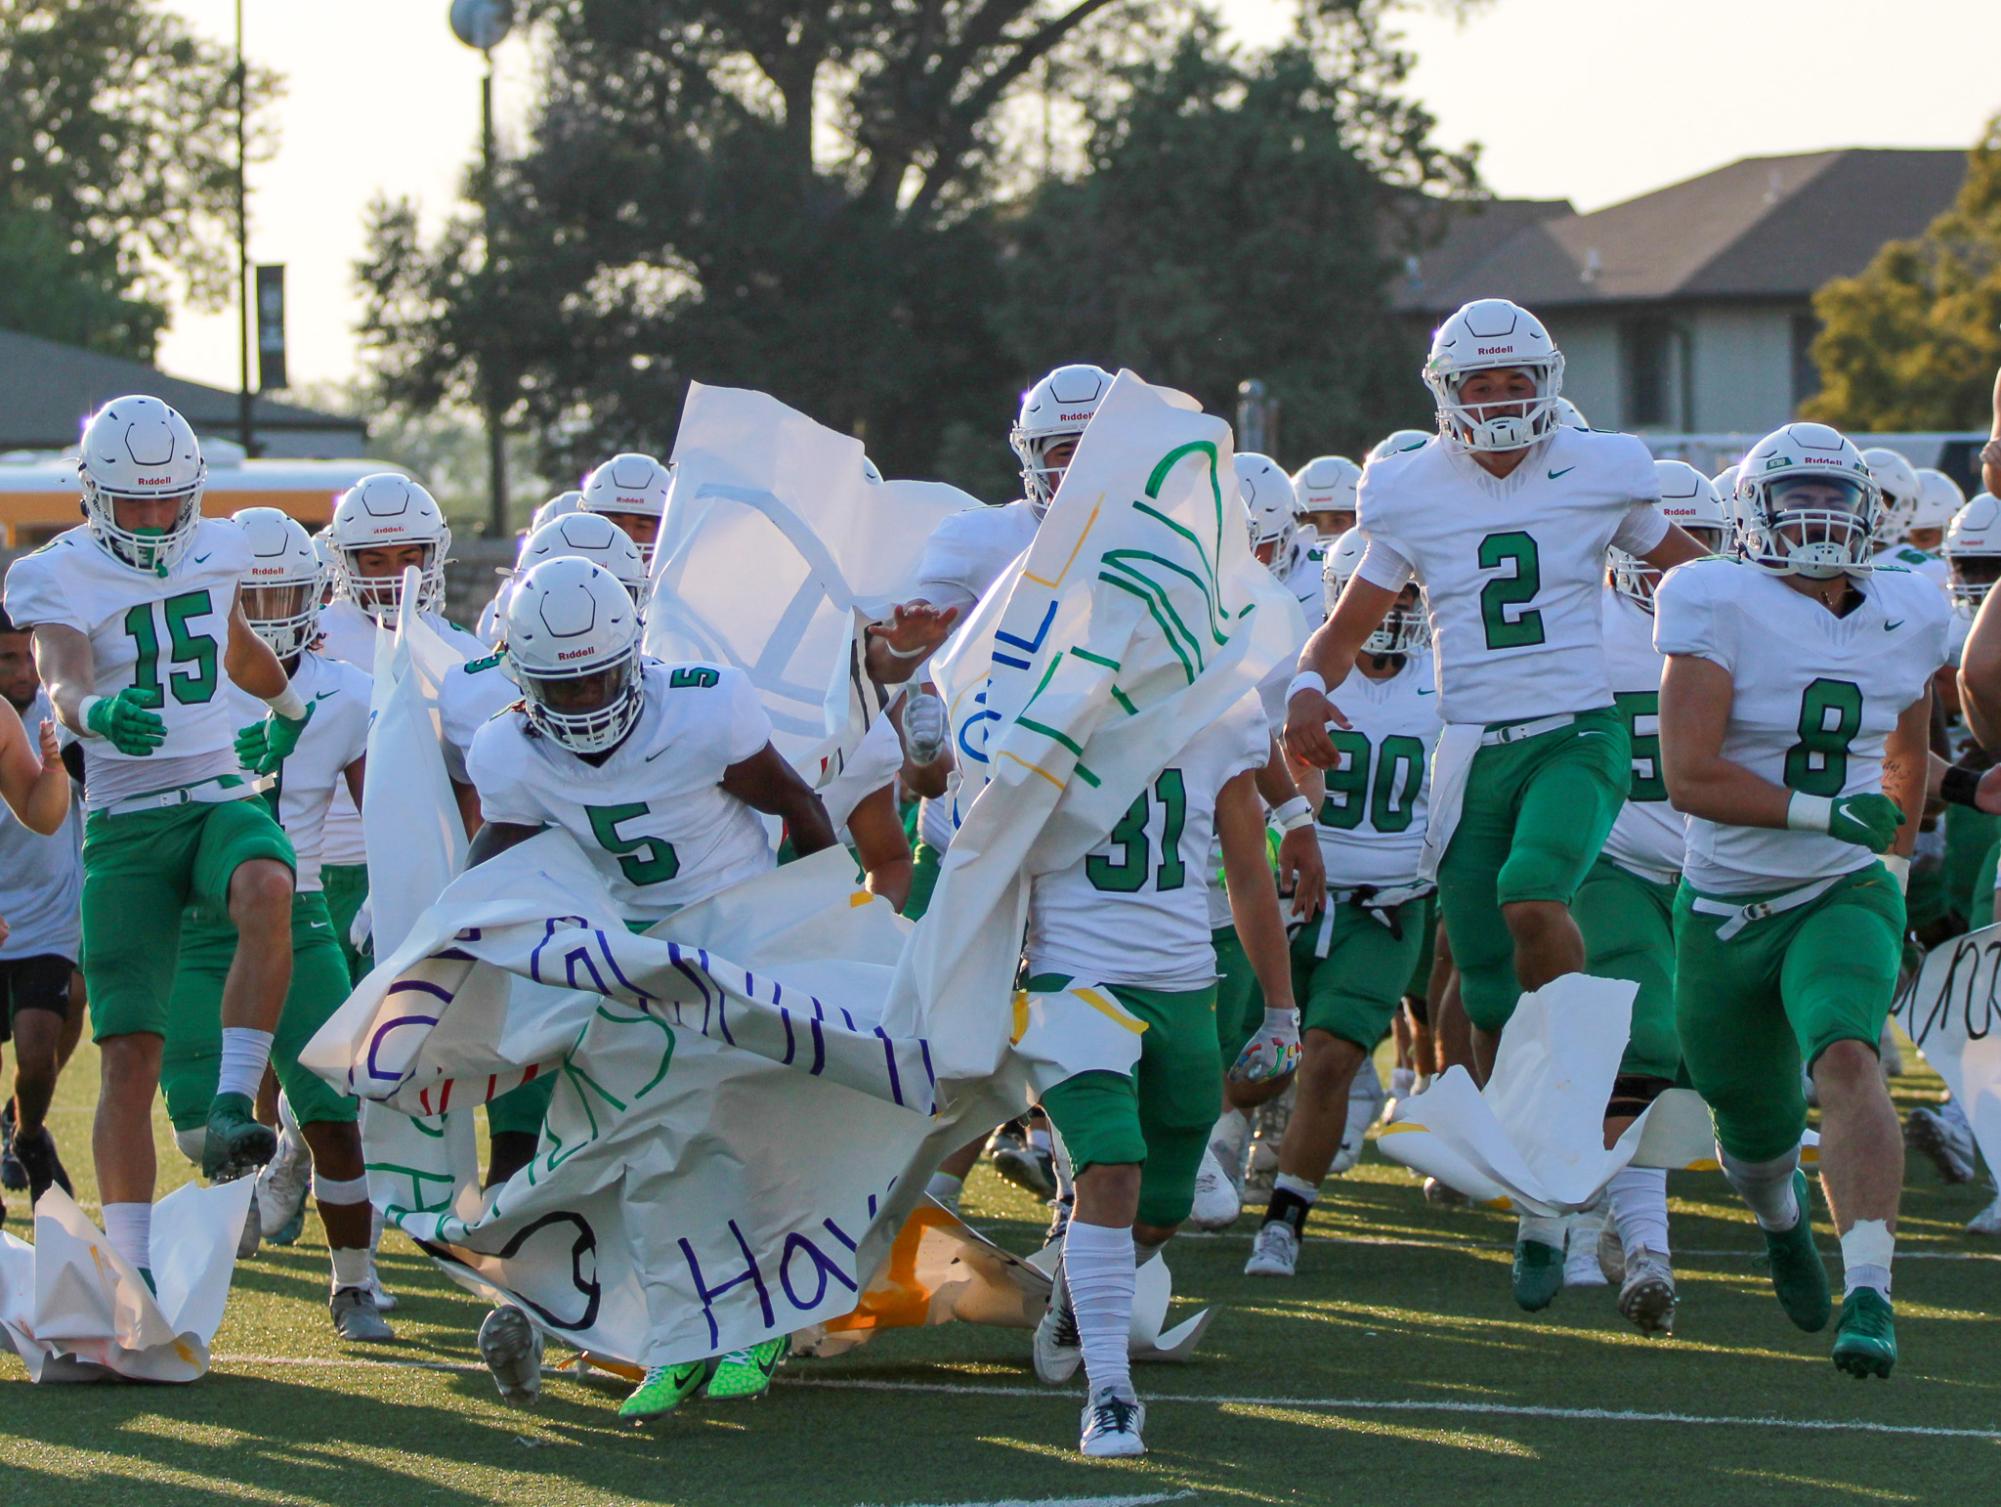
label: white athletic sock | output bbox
[1050,1131,1075,1202]
[1517,1211,1564,1249]
[216,1028,275,1101]
[1063,1220,1136,1396]
[1273,1171,1318,1204]
[925,1171,964,1203]
[1028,1123,1053,1155]
[1839,1219,1894,1300]
[103,1202,152,1273]
[1718,1146,1801,1232]
[1211,1105,1252,1163]
[172,1127,207,1167]
[1607,1165,1670,1258]
[330,1243,375,1293]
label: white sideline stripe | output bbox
[849,1495,1193,1507]
[209,1356,2001,1440]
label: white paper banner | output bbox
[1896,924,2001,1177]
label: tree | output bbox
[998,3,1480,464]
[1804,117,2001,433]
[0,0,276,359]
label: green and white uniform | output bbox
[160,649,371,1130]
[1574,586,1684,1081]
[1654,559,1949,1160]
[1292,652,1439,1051]
[1870,542,1949,592]
[1,521,295,1041]
[1355,428,1664,1030]
[1026,701,1265,1229]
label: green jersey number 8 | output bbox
[1783,678,1864,797]
[1478,532,1547,651]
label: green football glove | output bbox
[1826,792,1903,853]
[86,687,167,756]
[244,700,314,776]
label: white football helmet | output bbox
[331,474,450,620]
[1912,467,1966,537]
[1612,462,1729,610]
[233,507,324,658]
[518,510,648,604]
[1737,424,1880,580]
[1861,447,1922,546]
[503,557,644,754]
[1290,455,1361,539]
[1943,492,2001,612]
[531,489,586,534]
[310,528,341,602]
[1369,428,1432,463]
[1323,531,1426,654]
[581,454,671,566]
[1554,397,1590,429]
[1237,452,1295,562]
[1009,363,1113,513]
[1421,298,1566,453]
[77,395,207,575]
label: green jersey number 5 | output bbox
[1783,678,1864,797]
[1478,532,1546,651]
[586,801,681,886]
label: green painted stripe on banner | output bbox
[1100,573,1197,684]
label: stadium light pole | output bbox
[450,0,516,539]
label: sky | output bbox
[153,0,2001,395]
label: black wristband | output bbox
[1941,764,1982,808]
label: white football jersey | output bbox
[218,651,370,893]
[467,658,777,920]
[906,500,1038,619]
[1314,652,1440,888]
[0,690,81,962]
[315,599,485,863]
[438,647,518,785]
[1282,533,1328,629]
[1599,587,1684,883]
[1654,559,1950,895]
[1354,428,1665,725]
[1871,543,1950,592]
[1026,698,1268,990]
[3,521,254,810]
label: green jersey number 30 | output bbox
[1783,678,1864,796]
[1478,532,1546,650]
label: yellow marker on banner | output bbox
[1072,987,1147,1035]
[999,750,1065,790]
[1024,497,1102,588]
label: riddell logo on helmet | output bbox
[1059,411,1093,422]
[137,475,175,484]
[1476,345,1515,356]
[556,646,598,662]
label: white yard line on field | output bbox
[208,1355,2001,1441]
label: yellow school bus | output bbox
[0,453,410,549]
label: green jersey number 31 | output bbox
[1087,769,1189,893]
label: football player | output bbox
[1656,421,1951,1376]
[462,556,836,1421]
[1289,455,1361,543]
[153,509,388,1339]
[1283,298,1708,1310]
[1244,533,1438,1280]
[580,453,671,571]
[1864,448,1948,587]
[3,397,308,1284]
[1239,452,1319,618]
[476,490,586,648]
[1911,467,1965,556]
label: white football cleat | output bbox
[1617,1248,1677,1335]
[1908,1105,1978,1184]
[1079,1385,1146,1458]
[255,1125,313,1246]
[1033,1259,1082,1384]
[478,1305,543,1406]
[1188,1146,1243,1231]
[1244,1220,1299,1278]
[1968,1186,2001,1238]
[1329,1065,1383,1175]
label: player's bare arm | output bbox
[222,588,290,698]
[1659,654,1797,830]
[1982,365,2001,497]
[863,600,960,684]
[1638,523,1711,571]
[467,818,544,868]
[722,741,838,856]
[1282,575,1398,766]
[0,694,69,835]
[1880,691,1934,860]
[846,783,915,912]
[1958,581,2001,750]
[1254,734,1324,919]
[1216,769,1296,1015]
[30,622,98,737]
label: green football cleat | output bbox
[619,1360,707,1424]
[1760,1170,1831,1333]
[704,1336,788,1401]
[1511,1238,1565,1312]
[201,1093,277,1183]
[1832,1288,1897,1379]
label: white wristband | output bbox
[1879,853,1910,893]
[76,694,103,738]
[1785,792,1833,834]
[1286,670,1327,704]
[1270,795,1314,833]
[263,682,308,721]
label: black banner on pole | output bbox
[256,264,287,392]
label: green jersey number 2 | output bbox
[1087,769,1189,893]
[1783,678,1864,797]
[124,589,218,705]
[587,801,681,886]
[1478,532,1546,651]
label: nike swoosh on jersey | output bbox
[192,552,213,563]
[645,747,669,762]
[308,921,328,930]
[313,690,340,702]
[1885,619,1904,631]
[1547,466,1576,480]
[1416,688,1437,696]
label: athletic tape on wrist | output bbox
[264,682,308,721]
[1270,795,1314,833]
[1785,792,1833,834]
[1940,764,1982,809]
[1879,853,1910,893]
[77,695,103,737]
[313,1172,371,1204]
[1286,670,1327,704]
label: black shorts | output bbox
[0,954,73,1042]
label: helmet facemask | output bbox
[242,575,323,659]
[1744,474,1878,580]
[1948,553,2001,613]
[1611,523,1728,611]
[1425,358,1565,454]
[341,541,446,622]
[85,478,204,577]
[1010,431,1081,516]
[513,642,644,754]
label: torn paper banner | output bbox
[1896,924,2001,1179]
[0,1181,251,1382]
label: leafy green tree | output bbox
[1805,117,2001,432]
[0,0,276,358]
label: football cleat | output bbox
[11,1124,70,1205]
[236,1192,263,1261]
[0,1102,25,1192]
[369,1275,399,1313]
[1968,1186,2001,1237]
[993,1142,1058,1201]
[705,1336,787,1400]
[1760,1170,1832,1333]
[478,1305,544,1407]
[256,1126,314,1245]
[1079,1385,1147,1458]
[201,1093,277,1183]
[1188,1146,1243,1231]
[1511,1238,1565,1312]
[1596,1221,1627,1285]
[1563,1207,1609,1288]
[620,1360,706,1423]
[1617,1249,1677,1336]
[1033,1257,1083,1384]
[330,1285,395,1343]
[1045,1193,1074,1248]
[1907,1105,1977,1185]
[1831,1288,1896,1379]
[1422,1176,1471,1208]
[1244,1220,1300,1278]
